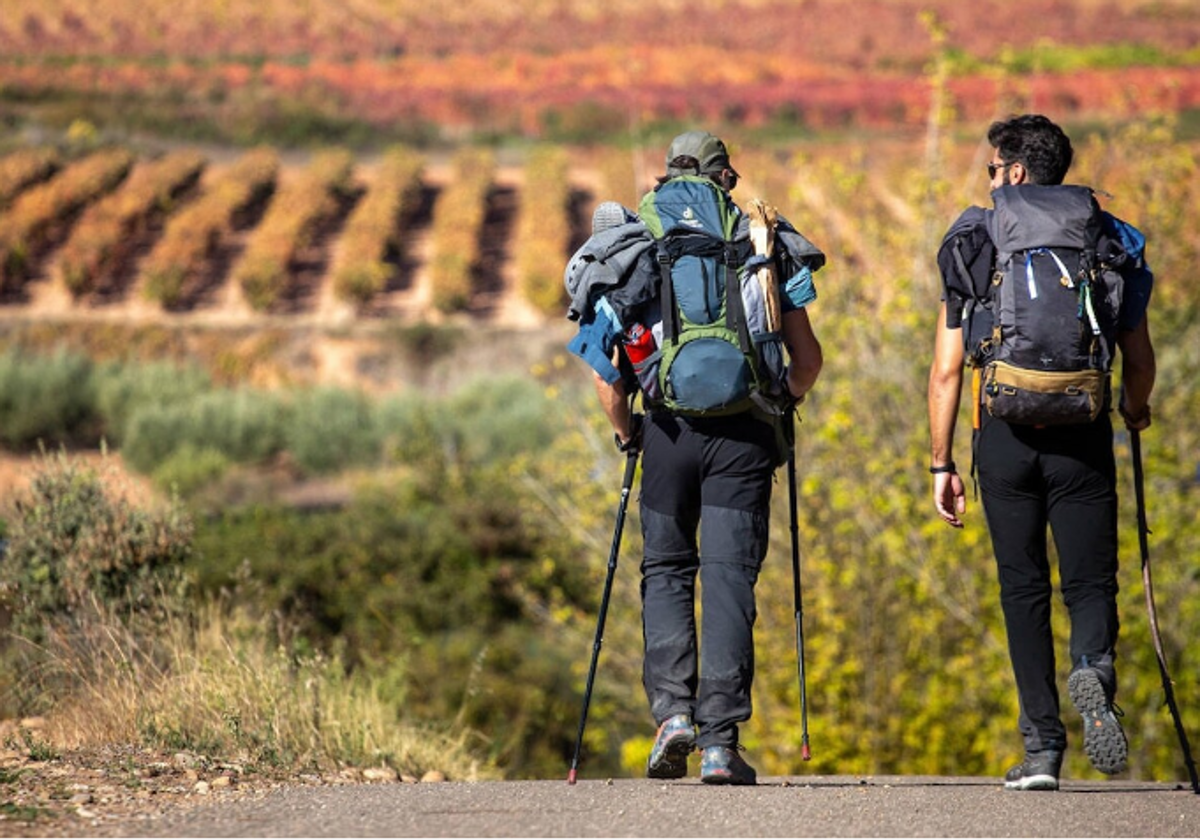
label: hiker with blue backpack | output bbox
[927,114,1157,791]
[565,130,825,785]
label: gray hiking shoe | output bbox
[699,745,757,785]
[1068,667,1128,775]
[1004,750,1063,791]
[646,714,695,779]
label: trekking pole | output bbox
[1131,429,1199,794]
[786,408,812,761]
[567,447,640,785]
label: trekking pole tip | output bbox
[567,769,578,785]
[801,744,811,762]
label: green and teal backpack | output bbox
[637,176,787,416]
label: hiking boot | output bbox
[646,714,695,779]
[1003,750,1063,791]
[1068,667,1128,775]
[699,745,757,786]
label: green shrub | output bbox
[188,454,596,776]
[0,450,193,642]
[377,374,560,469]
[93,360,213,446]
[122,388,291,473]
[0,348,98,449]
[332,263,390,306]
[443,375,561,463]
[285,387,381,475]
[150,444,232,497]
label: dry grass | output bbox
[17,593,492,782]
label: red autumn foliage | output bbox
[1,1,1198,138]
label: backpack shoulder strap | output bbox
[937,206,993,303]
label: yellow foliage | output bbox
[550,118,1200,783]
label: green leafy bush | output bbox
[150,444,232,496]
[121,388,291,472]
[0,348,98,449]
[93,359,213,446]
[378,374,561,469]
[285,387,381,475]
[187,435,596,776]
[0,450,193,642]
[0,452,490,778]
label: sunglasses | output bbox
[987,161,1014,179]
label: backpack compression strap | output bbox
[656,233,753,352]
[722,242,755,356]
[658,249,681,343]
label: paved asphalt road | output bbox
[114,775,1199,837]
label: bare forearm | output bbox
[928,306,968,527]
[593,372,633,443]
[1118,317,1156,418]
[782,308,823,399]
[927,305,965,467]
[928,365,963,466]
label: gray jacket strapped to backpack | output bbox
[564,214,825,328]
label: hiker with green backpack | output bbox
[927,114,1157,791]
[565,130,825,784]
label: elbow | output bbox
[929,354,963,386]
[798,342,823,382]
[787,341,823,395]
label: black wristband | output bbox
[929,462,957,475]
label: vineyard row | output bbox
[0,145,605,324]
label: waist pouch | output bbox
[983,361,1108,426]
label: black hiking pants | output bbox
[976,411,1120,755]
[638,409,778,750]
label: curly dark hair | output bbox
[987,114,1073,185]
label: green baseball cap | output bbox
[665,130,738,178]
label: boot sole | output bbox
[646,731,694,779]
[700,771,757,786]
[1004,773,1059,791]
[1068,668,1128,775]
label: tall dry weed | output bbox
[24,590,490,780]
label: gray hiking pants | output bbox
[638,410,777,750]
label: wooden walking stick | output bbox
[746,198,782,333]
[785,408,812,761]
[1131,429,1199,794]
